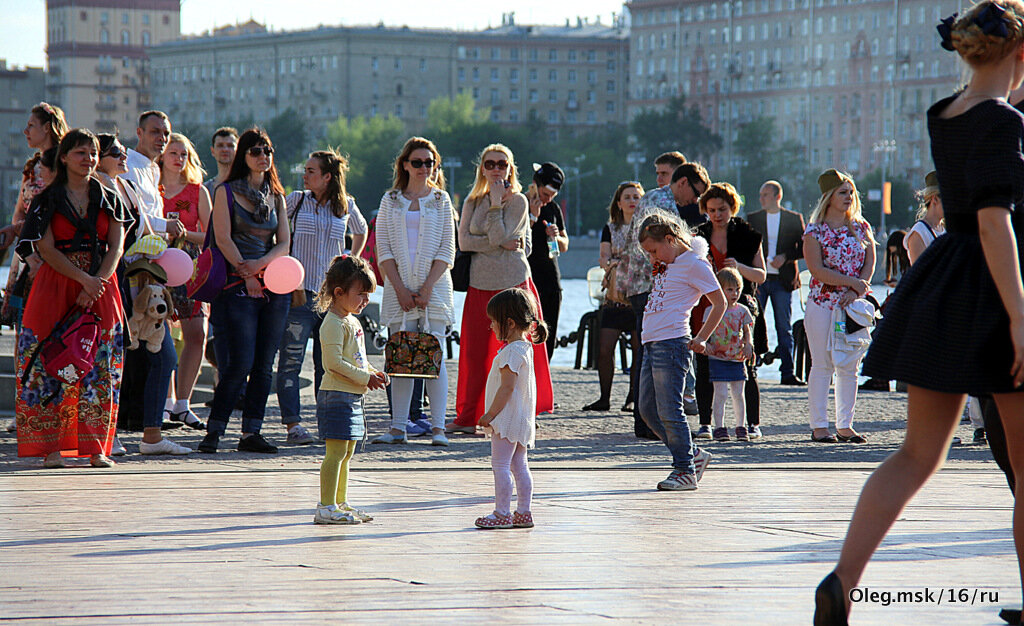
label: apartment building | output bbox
[147,15,629,141]
[45,0,181,133]
[0,62,46,221]
[626,0,962,182]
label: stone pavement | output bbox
[1,345,1020,623]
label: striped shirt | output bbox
[286,191,364,292]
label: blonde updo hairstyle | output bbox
[950,1,1024,66]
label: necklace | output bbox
[960,91,1006,102]
[66,186,89,217]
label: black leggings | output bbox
[695,353,760,427]
[979,395,1016,493]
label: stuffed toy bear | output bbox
[128,284,173,353]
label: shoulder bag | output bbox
[186,184,235,302]
[288,191,310,307]
[21,306,102,403]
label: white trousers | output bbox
[388,318,449,431]
[804,301,860,430]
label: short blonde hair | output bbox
[716,267,743,290]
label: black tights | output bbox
[595,328,635,404]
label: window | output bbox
[607,60,615,72]
[491,68,499,82]
[142,14,150,25]
[100,28,109,44]
[141,31,150,46]
[529,68,538,82]
[472,67,479,81]
[568,70,577,83]
[490,47,499,60]
[396,83,403,96]
[510,110,519,122]
[510,88,519,102]
[587,90,595,103]
[510,68,519,81]
[568,50,577,62]
[529,89,538,102]
[458,68,465,81]
[548,110,558,123]
[490,89,499,105]
[121,30,130,45]
[472,87,480,99]
[510,48,519,60]
[371,57,379,71]
[549,69,557,82]
[606,80,615,93]
[548,89,557,103]
[420,58,427,71]
[549,49,558,61]
[394,57,402,70]
[529,49,538,61]
[122,13,128,24]
[606,101,615,113]
[101,11,109,24]
[588,70,596,84]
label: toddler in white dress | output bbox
[475,288,547,530]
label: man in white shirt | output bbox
[123,110,184,239]
[747,180,806,385]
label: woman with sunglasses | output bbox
[451,144,553,433]
[371,137,455,446]
[159,133,212,432]
[15,129,132,468]
[94,133,192,457]
[198,129,291,455]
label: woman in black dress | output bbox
[815,4,1024,623]
[526,162,568,358]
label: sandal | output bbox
[836,432,867,444]
[474,511,513,529]
[169,409,205,430]
[160,409,184,430]
[810,432,838,443]
[444,421,476,434]
[582,400,610,411]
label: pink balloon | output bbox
[264,256,305,294]
[155,247,194,287]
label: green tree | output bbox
[324,114,406,213]
[630,96,723,163]
[857,169,917,231]
[728,117,814,215]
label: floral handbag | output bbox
[384,311,443,379]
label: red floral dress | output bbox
[162,183,206,320]
[16,204,126,458]
[804,221,872,310]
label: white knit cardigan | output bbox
[375,188,456,327]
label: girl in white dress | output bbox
[475,288,548,530]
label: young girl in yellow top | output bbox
[475,288,548,530]
[314,255,390,525]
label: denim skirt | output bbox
[316,390,365,440]
[708,358,746,382]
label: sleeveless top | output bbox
[232,196,280,260]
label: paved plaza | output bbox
[0,353,1019,623]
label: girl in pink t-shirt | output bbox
[703,268,754,442]
[636,211,727,492]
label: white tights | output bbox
[491,435,532,516]
[712,380,746,429]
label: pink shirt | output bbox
[642,250,721,344]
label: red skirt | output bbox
[15,213,125,457]
[455,278,553,425]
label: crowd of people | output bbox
[10,3,1024,619]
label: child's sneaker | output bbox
[735,426,749,441]
[313,504,360,525]
[512,511,534,528]
[339,503,373,522]
[694,425,712,439]
[474,511,513,529]
[693,447,712,482]
[712,427,730,442]
[657,470,698,491]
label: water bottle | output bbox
[544,220,560,258]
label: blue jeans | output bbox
[207,291,290,436]
[142,323,177,429]
[638,337,696,473]
[276,290,324,425]
[756,277,795,379]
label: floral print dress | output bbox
[16,193,127,458]
[804,220,872,310]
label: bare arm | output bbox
[478,365,518,426]
[599,241,613,269]
[733,247,767,285]
[350,233,367,257]
[212,185,245,268]
[96,218,124,283]
[183,184,213,246]
[859,227,876,282]
[978,208,1024,386]
[691,287,728,353]
[905,231,927,265]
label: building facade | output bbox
[45,0,181,132]
[0,62,47,221]
[147,15,630,141]
[626,0,962,183]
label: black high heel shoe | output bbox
[814,571,849,626]
[582,400,610,411]
[998,607,1022,624]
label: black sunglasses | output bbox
[408,158,435,169]
[483,159,509,171]
[102,145,125,159]
[247,146,274,157]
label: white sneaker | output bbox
[657,470,698,491]
[313,504,360,525]
[139,438,192,455]
[693,447,712,483]
[110,436,127,456]
[5,418,15,432]
[431,432,449,447]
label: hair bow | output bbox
[975,3,1010,38]
[651,261,668,277]
[937,13,958,51]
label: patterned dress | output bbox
[162,183,206,320]
[15,182,129,458]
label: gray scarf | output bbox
[229,178,272,223]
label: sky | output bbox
[0,0,628,69]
